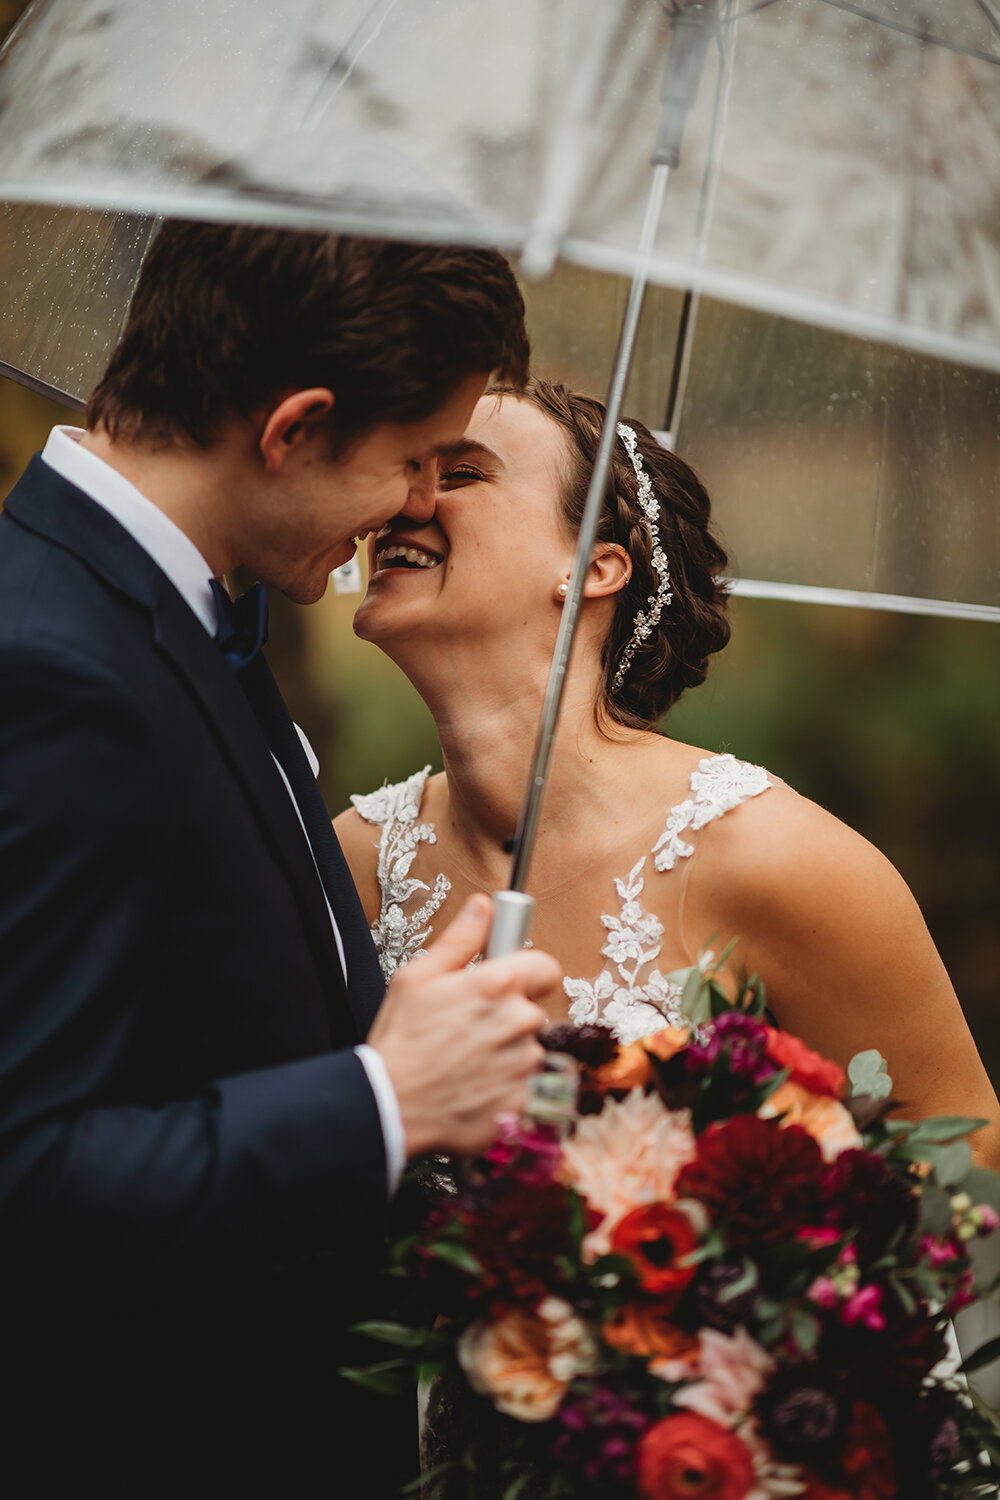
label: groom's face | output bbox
[244,372,488,604]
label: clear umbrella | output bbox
[0,0,997,921]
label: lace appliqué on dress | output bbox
[565,755,772,1045]
[351,766,451,982]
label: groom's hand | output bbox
[368,894,559,1160]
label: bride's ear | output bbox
[582,543,631,599]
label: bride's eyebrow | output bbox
[434,438,503,472]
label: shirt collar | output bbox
[40,425,219,635]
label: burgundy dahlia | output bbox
[675,1115,826,1247]
[822,1149,918,1259]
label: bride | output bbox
[334,378,1000,1168]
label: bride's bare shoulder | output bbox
[689,769,903,920]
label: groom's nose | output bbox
[399,462,437,522]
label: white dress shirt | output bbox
[41,425,404,1193]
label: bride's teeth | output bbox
[378,543,442,570]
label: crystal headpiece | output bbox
[612,423,672,692]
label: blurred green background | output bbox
[0,0,996,1089]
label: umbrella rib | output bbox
[818,0,1000,64]
[0,359,84,413]
[975,0,1000,41]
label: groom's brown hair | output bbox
[87,221,529,452]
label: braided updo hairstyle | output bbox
[523,379,731,730]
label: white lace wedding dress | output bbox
[352,752,773,1040]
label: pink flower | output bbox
[560,1089,696,1258]
[797,1227,840,1250]
[841,1284,886,1332]
[946,1268,977,1315]
[807,1276,840,1310]
[670,1328,774,1425]
[978,1205,1000,1233]
[919,1234,959,1269]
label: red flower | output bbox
[609,1204,699,1303]
[675,1115,825,1247]
[636,1413,755,1500]
[840,1401,896,1500]
[764,1030,845,1098]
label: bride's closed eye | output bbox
[439,465,484,486]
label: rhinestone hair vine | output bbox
[611,423,672,692]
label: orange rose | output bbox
[643,1027,691,1062]
[456,1298,597,1423]
[603,1302,699,1363]
[764,1030,845,1098]
[589,1041,653,1093]
[758,1080,862,1162]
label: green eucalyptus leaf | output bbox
[847,1050,893,1099]
[339,1362,411,1397]
[718,1260,758,1303]
[427,1240,484,1276]
[503,1473,539,1500]
[931,1141,974,1188]
[682,966,712,1025]
[349,1320,432,1350]
[889,1275,917,1317]
[909,1116,988,1145]
[963,1167,1000,1213]
[789,1308,820,1354]
[918,1185,955,1237]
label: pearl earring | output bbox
[556,582,569,600]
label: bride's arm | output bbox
[681,787,1000,1171]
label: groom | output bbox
[0,221,557,1498]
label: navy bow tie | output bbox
[210,578,269,670]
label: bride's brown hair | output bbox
[517,379,731,730]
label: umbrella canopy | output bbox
[0,0,996,624]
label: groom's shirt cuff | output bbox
[355,1044,406,1196]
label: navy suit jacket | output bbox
[0,458,405,1497]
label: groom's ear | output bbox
[582,543,631,599]
[259,388,335,472]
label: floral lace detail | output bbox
[565,756,772,1044]
[652,753,772,872]
[352,754,772,1033]
[351,766,451,982]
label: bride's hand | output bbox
[367,894,559,1161]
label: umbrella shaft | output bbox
[506,162,671,897]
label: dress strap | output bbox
[351,766,451,981]
[652,753,772,872]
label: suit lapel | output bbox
[5,460,361,1043]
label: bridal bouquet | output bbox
[353,961,1000,1499]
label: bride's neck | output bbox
[423,652,649,867]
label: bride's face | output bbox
[353,393,576,666]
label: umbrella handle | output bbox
[485,890,536,959]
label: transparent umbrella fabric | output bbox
[0,0,998,384]
[0,0,997,621]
